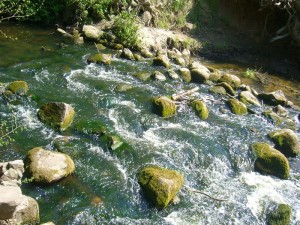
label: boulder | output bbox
[252,142,290,179]
[137,166,184,209]
[114,84,133,92]
[262,110,282,126]
[6,81,28,96]
[218,73,241,89]
[268,129,300,157]
[0,160,24,187]
[152,96,176,118]
[273,105,288,117]
[87,53,112,65]
[209,86,227,95]
[134,72,152,81]
[133,53,143,61]
[267,204,291,225]
[258,90,288,106]
[27,147,75,184]
[215,82,235,96]
[191,100,209,120]
[167,69,179,80]
[153,55,171,68]
[0,186,23,220]
[120,48,135,60]
[190,68,210,83]
[151,71,166,81]
[239,91,260,106]
[13,196,39,225]
[109,43,123,50]
[174,57,186,67]
[140,48,153,58]
[108,135,124,151]
[37,102,75,131]
[82,25,103,41]
[178,68,191,82]
[226,98,247,115]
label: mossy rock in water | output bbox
[239,91,260,106]
[178,68,191,82]
[153,55,171,68]
[252,142,290,179]
[226,98,247,115]
[191,100,209,120]
[3,90,17,102]
[6,81,29,96]
[262,110,283,126]
[218,73,241,89]
[152,96,176,118]
[268,129,300,157]
[87,53,112,65]
[215,82,235,96]
[137,166,184,209]
[267,204,291,225]
[209,85,227,95]
[37,102,75,131]
[190,68,210,83]
[73,120,107,136]
[258,90,288,106]
[133,53,143,61]
[134,72,151,81]
[120,48,135,60]
[114,84,133,92]
[26,147,75,184]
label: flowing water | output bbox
[0,22,300,225]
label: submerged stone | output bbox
[167,69,180,80]
[268,129,300,157]
[38,102,75,131]
[191,100,209,120]
[226,98,247,115]
[26,147,75,184]
[252,142,290,179]
[6,81,28,96]
[137,166,184,209]
[114,84,133,92]
[87,53,112,65]
[267,204,291,225]
[152,96,176,118]
[73,120,107,136]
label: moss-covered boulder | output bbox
[209,85,227,95]
[167,69,180,80]
[174,57,186,67]
[151,71,166,81]
[268,129,300,157]
[153,55,171,68]
[133,53,143,61]
[82,25,103,41]
[178,68,191,82]
[140,48,153,58]
[87,53,112,65]
[226,98,247,115]
[37,102,75,131]
[6,81,28,96]
[218,73,241,89]
[252,142,290,179]
[273,105,288,117]
[120,48,135,60]
[262,110,283,126]
[27,147,75,184]
[152,96,176,118]
[190,63,210,83]
[214,82,235,96]
[134,72,152,81]
[137,166,184,209]
[267,204,291,225]
[258,90,288,106]
[239,91,260,106]
[114,84,133,92]
[191,100,209,120]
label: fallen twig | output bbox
[183,185,228,202]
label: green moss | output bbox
[191,100,209,119]
[263,110,283,126]
[73,120,107,136]
[152,96,176,118]
[209,85,227,95]
[134,72,151,81]
[153,55,171,69]
[137,166,184,209]
[6,81,29,95]
[226,98,247,115]
[267,204,291,225]
[216,82,235,96]
[268,129,300,157]
[179,68,191,82]
[87,53,112,65]
[252,142,290,179]
[219,74,241,89]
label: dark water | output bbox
[0,22,300,225]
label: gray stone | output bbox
[121,48,135,60]
[151,71,166,81]
[218,73,241,89]
[0,186,23,220]
[82,25,103,41]
[167,69,179,80]
[239,91,260,106]
[258,90,288,106]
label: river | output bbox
[0,22,300,225]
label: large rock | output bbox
[239,91,260,106]
[153,55,171,68]
[37,102,75,131]
[27,147,75,184]
[267,204,291,225]
[82,25,103,41]
[268,129,300,157]
[120,48,135,61]
[0,160,24,187]
[258,90,288,106]
[152,96,176,118]
[189,62,210,83]
[0,186,23,220]
[218,73,241,89]
[137,166,184,209]
[167,69,179,80]
[87,53,112,65]
[262,110,282,126]
[191,100,209,120]
[6,81,28,96]
[13,196,39,225]
[178,68,191,82]
[226,98,247,115]
[215,82,235,96]
[151,71,166,81]
[252,142,290,179]
[209,85,227,95]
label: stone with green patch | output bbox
[153,55,171,68]
[215,82,235,96]
[267,204,291,225]
[6,81,28,96]
[73,120,107,136]
[152,96,176,118]
[178,68,191,82]
[191,100,209,120]
[134,72,152,81]
[137,166,184,209]
[218,73,241,89]
[226,98,247,115]
[239,91,260,106]
[258,90,288,106]
[87,53,112,65]
[262,110,283,126]
[252,142,290,179]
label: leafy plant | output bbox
[244,68,259,79]
[113,11,140,48]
